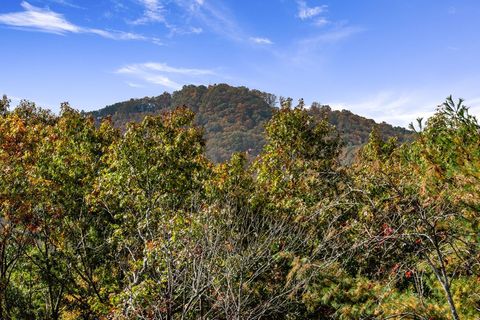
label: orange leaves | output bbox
[146,240,155,251]
[0,115,28,156]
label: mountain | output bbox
[89,84,412,163]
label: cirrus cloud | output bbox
[116,62,217,89]
[0,2,162,44]
[296,0,327,20]
[250,37,273,45]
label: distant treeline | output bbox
[89,84,412,163]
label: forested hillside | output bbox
[90,84,412,162]
[1,94,479,319]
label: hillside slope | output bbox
[90,84,412,162]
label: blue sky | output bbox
[1,0,479,126]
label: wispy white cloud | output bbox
[285,25,364,64]
[301,25,364,44]
[250,37,273,45]
[43,0,85,9]
[313,17,329,27]
[295,1,332,29]
[190,26,203,34]
[120,62,215,76]
[276,2,364,66]
[132,0,165,25]
[129,0,205,37]
[118,65,181,89]
[185,1,275,45]
[296,0,327,20]
[330,91,443,127]
[167,25,203,36]
[0,2,80,33]
[0,2,161,44]
[116,62,216,89]
[126,82,144,88]
[143,75,181,89]
[88,28,162,44]
[192,0,244,41]
[134,1,267,45]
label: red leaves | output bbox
[390,263,400,274]
[382,223,393,237]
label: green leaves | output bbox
[253,102,343,221]
[1,95,478,319]
[350,97,480,320]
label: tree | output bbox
[0,101,119,319]
[350,98,480,319]
[1,94,477,319]
[250,101,357,318]
[253,99,342,221]
[195,153,309,319]
[0,101,57,319]
[0,95,9,115]
[93,107,209,319]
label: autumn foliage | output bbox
[0,94,479,319]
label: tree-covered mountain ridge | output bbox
[89,83,412,162]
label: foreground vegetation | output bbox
[0,95,479,319]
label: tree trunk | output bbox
[441,280,460,320]
[427,241,460,320]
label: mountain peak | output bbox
[90,84,412,163]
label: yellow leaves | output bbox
[379,294,450,319]
[60,309,82,320]
[287,256,314,285]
